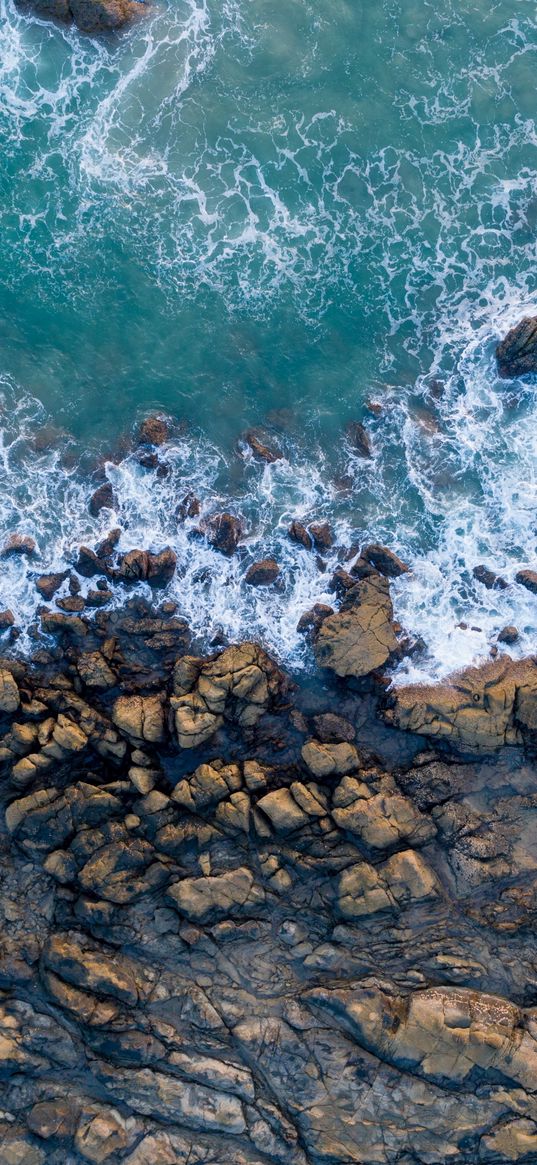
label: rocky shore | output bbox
[2,539,537,1164]
[1,311,537,1163]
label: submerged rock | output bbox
[137,414,173,447]
[345,420,372,458]
[242,429,283,463]
[88,481,115,517]
[496,316,537,378]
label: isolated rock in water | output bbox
[1,534,36,557]
[138,414,172,447]
[242,429,282,463]
[473,564,508,590]
[88,481,115,517]
[496,316,537,378]
[0,610,14,629]
[345,420,372,458]
[244,559,280,587]
[498,624,519,644]
[35,571,69,600]
[516,568,537,594]
[314,575,399,678]
[201,513,243,556]
[18,0,146,30]
[363,543,410,578]
[385,656,537,753]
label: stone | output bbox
[77,651,117,690]
[27,1099,78,1140]
[0,669,19,713]
[171,643,285,747]
[362,543,410,578]
[75,1107,131,1163]
[89,482,115,517]
[309,522,333,551]
[332,781,436,850]
[68,0,146,31]
[243,429,282,463]
[345,420,372,457]
[244,558,280,586]
[498,624,519,644]
[301,739,361,778]
[200,513,243,556]
[385,656,537,752]
[35,571,69,599]
[496,316,537,378]
[168,867,256,922]
[112,694,165,742]
[288,521,313,549]
[1,533,36,557]
[473,564,508,590]
[0,610,14,629]
[296,604,333,633]
[314,575,398,678]
[256,788,310,833]
[312,712,355,742]
[516,568,537,594]
[338,849,438,919]
[138,414,172,446]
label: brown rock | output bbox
[244,559,280,587]
[309,522,333,551]
[297,604,333,634]
[498,624,519,644]
[288,521,313,549]
[473,564,508,590]
[516,568,537,594]
[68,0,146,31]
[0,610,14,629]
[1,534,36,557]
[201,513,243,556]
[362,543,410,578]
[112,694,165,743]
[35,571,69,600]
[314,575,398,678]
[27,1100,78,1140]
[385,656,537,753]
[243,429,282,463]
[138,414,172,447]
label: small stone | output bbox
[0,610,15,629]
[201,513,243,556]
[242,428,282,463]
[35,572,69,600]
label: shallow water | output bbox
[1,0,537,678]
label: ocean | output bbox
[1,0,537,678]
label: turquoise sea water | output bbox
[1,0,537,677]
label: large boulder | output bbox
[170,643,286,748]
[496,316,537,378]
[314,575,399,678]
[17,0,146,31]
[385,656,537,753]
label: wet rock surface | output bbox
[496,316,537,378]
[17,0,147,33]
[1,599,537,1164]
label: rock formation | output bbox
[496,315,537,378]
[17,0,146,33]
